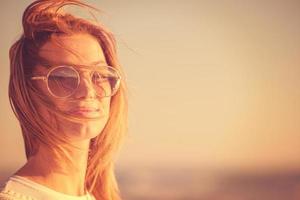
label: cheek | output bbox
[28,98,60,136]
[30,87,68,134]
[30,82,57,120]
[102,97,111,115]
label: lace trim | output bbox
[0,188,36,200]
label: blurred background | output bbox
[1,0,300,199]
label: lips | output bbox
[67,107,101,118]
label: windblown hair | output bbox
[8,0,128,200]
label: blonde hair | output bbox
[8,1,128,199]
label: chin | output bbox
[79,120,107,139]
[62,118,108,141]
[84,120,106,139]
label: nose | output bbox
[73,72,97,99]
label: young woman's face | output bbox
[33,33,111,142]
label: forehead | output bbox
[38,33,107,66]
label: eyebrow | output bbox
[90,60,107,65]
[40,59,108,68]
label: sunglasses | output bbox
[30,64,121,98]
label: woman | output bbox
[0,0,128,200]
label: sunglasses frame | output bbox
[31,65,121,99]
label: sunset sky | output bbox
[0,0,299,175]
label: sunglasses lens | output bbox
[48,67,78,97]
[92,69,120,97]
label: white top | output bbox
[0,175,95,200]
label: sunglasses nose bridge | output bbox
[74,71,97,98]
[78,70,93,82]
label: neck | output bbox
[15,139,91,196]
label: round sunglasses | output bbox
[30,65,121,98]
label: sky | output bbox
[0,0,300,175]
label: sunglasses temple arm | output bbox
[31,76,47,81]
